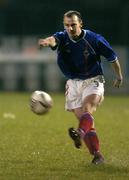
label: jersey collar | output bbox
[67,29,86,43]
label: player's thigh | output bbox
[72,94,103,118]
[72,107,83,120]
[82,94,103,113]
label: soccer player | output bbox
[38,10,123,164]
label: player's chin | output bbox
[69,32,76,37]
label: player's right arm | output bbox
[38,36,57,48]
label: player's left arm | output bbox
[97,35,123,88]
[110,59,123,88]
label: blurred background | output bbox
[0,0,129,94]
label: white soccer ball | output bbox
[30,90,53,115]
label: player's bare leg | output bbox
[69,94,104,164]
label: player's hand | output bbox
[38,36,57,49]
[38,39,50,47]
[113,78,123,88]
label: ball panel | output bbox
[30,90,53,115]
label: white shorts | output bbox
[65,75,105,111]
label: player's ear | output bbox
[80,20,83,28]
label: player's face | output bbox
[63,15,82,38]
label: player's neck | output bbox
[72,30,84,41]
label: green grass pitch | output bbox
[0,92,129,180]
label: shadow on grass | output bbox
[84,163,129,175]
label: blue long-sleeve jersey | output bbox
[53,29,117,79]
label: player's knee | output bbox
[83,106,96,114]
[82,102,97,114]
[72,108,83,119]
[98,95,104,106]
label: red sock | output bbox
[79,112,93,133]
[84,130,99,155]
[79,112,100,155]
